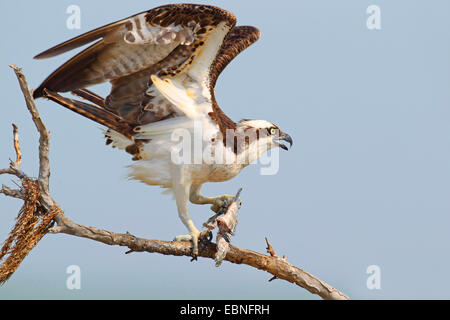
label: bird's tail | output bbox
[42,89,136,138]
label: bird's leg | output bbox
[173,183,201,258]
[189,184,234,213]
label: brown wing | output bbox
[34,4,260,140]
[105,44,196,124]
[209,25,260,89]
[33,4,236,116]
[207,26,261,137]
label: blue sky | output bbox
[0,0,449,299]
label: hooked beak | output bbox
[275,133,293,151]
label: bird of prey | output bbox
[33,4,293,258]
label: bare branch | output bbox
[49,214,350,300]
[0,123,27,180]
[0,185,24,200]
[0,167,26,179]
[265,237,278,258]
[9,64,52,209]
[12,124,22,166]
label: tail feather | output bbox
[72,89,106,108]
[43,89,136,138]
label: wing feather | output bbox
[33,5,259,138]
[33,4,236,100]
[34,18,130,59]
[209,26,260,88]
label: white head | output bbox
[230,119,293,164]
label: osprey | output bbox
[33,4,293,258]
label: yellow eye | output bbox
[270,128,277,135]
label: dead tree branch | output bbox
[9,64,52,209]
[0,65,350,300]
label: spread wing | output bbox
[34,4,260,135]
[207,25,260,136]
[210,25,260,89]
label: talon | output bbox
[173,230,199,259]
[199,229,213,244]
[210,195,234,213]
[210,204,221,213]
[173,234,192,242]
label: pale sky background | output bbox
[0,0,449,299]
